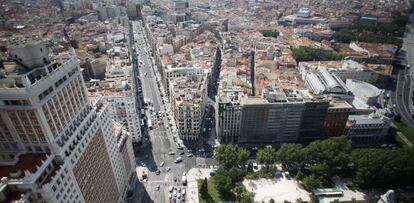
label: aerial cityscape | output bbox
[0,0,413,202]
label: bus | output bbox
[182,174,187,185]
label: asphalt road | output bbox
[128,20,197,203]
[393,12,414,132]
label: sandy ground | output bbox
[243,174,311,203]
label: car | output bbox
[183,172,186,176]
[179,151,185,155]
[173,190,177,197]
[174,157,183,163]
[186,153,193,158]
[182,189,186,196]
[166,167,171,172]
[160,161,165,167]
[169,186,174,192]
[177,193,181,199]
[173,177,177,182]
[169,151,175,155]
[156,169,161,175]
[168,194,172,199]
[155,184,160,191]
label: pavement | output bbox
[319,176,380,203]
[186,168,212,203]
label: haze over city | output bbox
[0,0,413,202]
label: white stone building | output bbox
[170,75,207,141]
[0,48,135,202]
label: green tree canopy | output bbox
[261,29,280,38]
[304,136,352,170]
[302,174,322,190]
[257,147,277,166]
[351,148,414,188]
[277,143,304,171]
[291,47,343,62]
[215,144,250,169]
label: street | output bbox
[128,20,197,203]
[393,12,414,131]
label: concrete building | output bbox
[238,88,329,145]
[303,68,353,102]
[9,40,50,68]
[281,8,328,26]
[85,57,107,80]
[346,79,381,106]
[170,75,207,141]
[216,85,329,146]
[165,65,207,97]
[345,113,390,147]
[298,59,393,88]
[0,50,134,202]
[215,78,246,143]
[322,100,352,137]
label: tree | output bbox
[239,190,255,203]
[304,136,352,171]
[333,28,354,43]
[351,148,414,188]
[216,144,250,170]
[309,162,329,178]
[257,147,277,171]
[261,30,280,38]
[277,144,304,172]
[269,198,275,203]
[291,47,343,62]
[200,178,208,196]
[213,168,233,195]
[234,185,245,201]
[302,174,321,190]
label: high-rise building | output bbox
[0,45,135,202]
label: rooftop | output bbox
[0,153,47,179]
[171,75,206,106]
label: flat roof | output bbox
[0,153,47,179]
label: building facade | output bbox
[216,86,330,146]
[0,49,135,202]
[345,114,390,147]
[322,100,352,137]
[170,75,207,141]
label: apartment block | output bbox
[170,75,207,141]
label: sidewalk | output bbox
[186,168,211,203]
